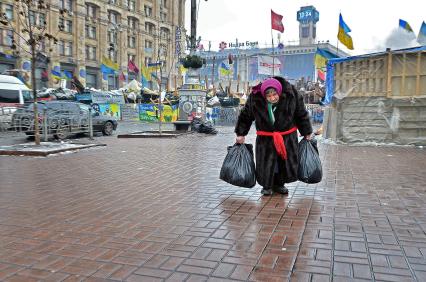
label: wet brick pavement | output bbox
[0,126,426,281]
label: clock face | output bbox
[297,9,319,23]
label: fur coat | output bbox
[235,76,313,188]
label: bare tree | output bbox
[0,0,65,145]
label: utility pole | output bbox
[190,0,197,53]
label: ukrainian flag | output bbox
[219,62,231,76]
[51,69,62,80]
[399,19,414,33]
[315,49,328,70]
[418,21,426,44]
[140,65,151,87]
[101,56,119,72]
[337,13,354,50]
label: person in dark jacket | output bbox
[235,76,313,196]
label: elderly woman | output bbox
[235,76,313,196]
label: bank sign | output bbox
[220,40,259,49]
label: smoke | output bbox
[374,28,419,52]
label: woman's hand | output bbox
[304,134,312,140]
[236,136,245,144]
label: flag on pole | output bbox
[101,56,119,71]
[271,10,284,33]
[118,71,126,81]
[62,70,73,80]
[417,21,426,44]
[219,62,231,76]
[317,69,325,82]
[128,60,139,73]
[337,13,354,50]
[399,19,414,33]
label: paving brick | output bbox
[1,127,425,281]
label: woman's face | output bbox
[265,88,280,104]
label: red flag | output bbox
[271,10,284,33]
[118,71,126,81]
[128,60,139,74]
[317,69,325,81]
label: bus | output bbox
[0,75,32,129]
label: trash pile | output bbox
[190,117,218,135]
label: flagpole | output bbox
[271,29,275,76]
[336,39,339,57]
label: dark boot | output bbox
[261,188,273,196]
[273,185,288,195]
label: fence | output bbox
[3,108,94,140]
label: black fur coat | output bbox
[235,76,312,188]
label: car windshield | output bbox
[22,90,32,102]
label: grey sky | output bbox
[185,0,425,55]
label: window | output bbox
[145,40,153,48]
[160,27,170,40]
[302,27,309,38]
[85,45,96,60]
[59,40,73,56]
[125,0,135,11]
[35,68,48,89]
[107,75,117,90]
[144,5,152,17]
[58,40,64,55]
[0,29,13,46]
[86,4,96,17]
[2,4,13,20]
[0,89,20,103]
[144,57,152,66]
[108,30,117,43]
[160,0,167,8]
[86,73,97,88]
[160,12,167,22]
[60,0,73,11]
[128,54,136,62]
[108,49,118,62]
[39,40,46,52]
[59,18,73,33]
[128,36,136,48]
[109,0,117,5]
[65,41,72,56]
[29,11,46,27]
[108,11,119,24]
[85,25,96,39]
[145,22,155,35]
[128,17,137,29]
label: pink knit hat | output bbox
[260,78,282,97]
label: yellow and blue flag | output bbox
[219,62,231,76]
[337,13,354,50]
[417,21,426,45]
[315,49,328,70]
[101,56,119,72]
[62,70,73,80]
[51,70,62,80]
[399,19,414,33]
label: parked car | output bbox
[11,101,118,139]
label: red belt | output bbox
[256,126,298,160]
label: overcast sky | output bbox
[184,0,425,55]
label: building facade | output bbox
[196,5,347,90]
[0,0,186,90]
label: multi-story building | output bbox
[197,6,348,88]
[0,0,186,90]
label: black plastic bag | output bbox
[298,138,322,184]
[220,143,256,188]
